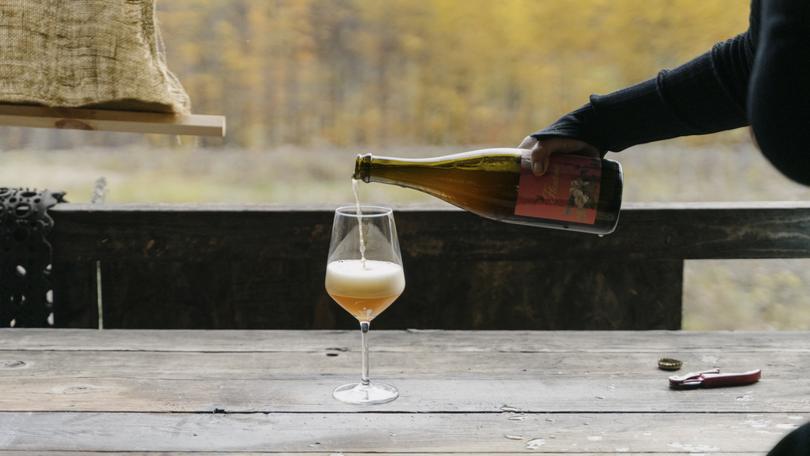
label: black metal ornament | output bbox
[0,188,66,327]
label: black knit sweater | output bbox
[532,0,810,185]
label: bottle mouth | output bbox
[353,153,373,182]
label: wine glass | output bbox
[325,205,405,404]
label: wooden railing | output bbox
[49,202,810,330]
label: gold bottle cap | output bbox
[658,357,682,371]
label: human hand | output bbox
[518,136,601,176]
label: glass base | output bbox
[333,381,398,405]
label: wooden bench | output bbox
[48,202,810,330]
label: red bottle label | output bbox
[514,155,602,225]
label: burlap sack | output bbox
[0,0,190,113]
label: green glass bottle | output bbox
[354,148,623,235]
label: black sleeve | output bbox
[767,421,810,456]
[748,0,810,185]
[532,32,755,152]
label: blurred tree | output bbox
[0,0,749,150]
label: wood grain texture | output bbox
[97,259,333,330]
[1,329,807,353]
[0,376,804,413]
[50,261,98,329]
[89,259,681,330]
[0,104,225,137]
[0,412,799,453]
[45,203,810,329]
[0,350,799,379]
[48,203,810,262]
[0,453,764,456]
[0,329,803,453]
[0,331,804,414]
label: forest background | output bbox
[1,0,807,330]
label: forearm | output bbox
[534,33,753,152]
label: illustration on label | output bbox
[514,155,602,225]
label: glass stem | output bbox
[360,321,370,386]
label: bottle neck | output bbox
[354,154,432,183]
[353,149,527,183]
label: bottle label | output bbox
[514,155,602,225]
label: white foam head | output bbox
[325,259,405,298]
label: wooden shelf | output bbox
[0,104,225,137]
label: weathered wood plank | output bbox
[49,203,810,262]
[2,331,801,414]
[0,331,802,453]
[0,350,795,379]
[97,260,333,329]
[53,206,683,329]
[50,261,98,329]
[0,453,764,456]
[0,329,807,353]
[388,259,681,330]
[0,450,762,456]
[47,203,810,329]
[0,412,799,453]
[0,104,226,137]
[91,259,681,329]
[0,376,803,413]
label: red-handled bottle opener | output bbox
[669,368,761,389]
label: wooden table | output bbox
[0,329,806,454]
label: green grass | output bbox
[685,260,810,330]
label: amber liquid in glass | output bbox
[325,259,405,321]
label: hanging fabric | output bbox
[0,0,190,113]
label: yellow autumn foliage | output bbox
[162,1,746,148]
